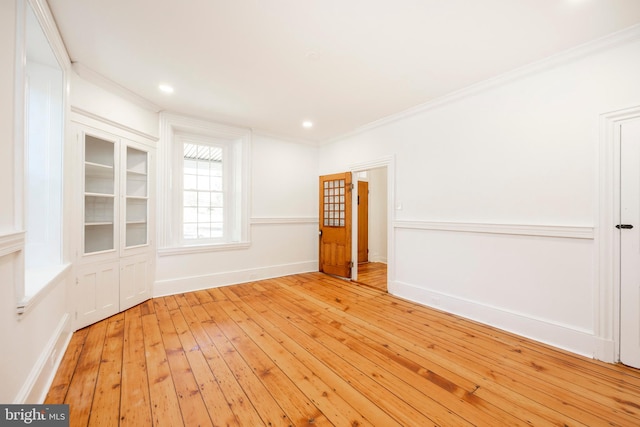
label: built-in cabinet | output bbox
[74,117,155,329]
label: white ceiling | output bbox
[47,0,640,143]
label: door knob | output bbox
[616,224,634,229]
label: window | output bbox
[322,178,346,227]
[182,142,224,241]
[158,113,250,252]
[21,1,66,298]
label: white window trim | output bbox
[175,134,230,245]
[158,113,251,253]
[13,0,71,315]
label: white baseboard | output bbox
[391,280,599,359]
[593,337,617,363]
[154,260,318,297]
[368,255,388,264]
[14,313,72,403]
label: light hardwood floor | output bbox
[46,272,640,426]
[356,262,387,292]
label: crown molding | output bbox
[70,106,159,142]
[160,111,252,139]
[325,23,640,145]
[72,62,162,113]
[28,0,71,70]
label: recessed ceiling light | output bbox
[159,84,174,94]
[302,121,313,128]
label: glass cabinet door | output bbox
[84,135,116,254]
[124,146,148,248]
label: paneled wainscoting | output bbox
[46,273,640,426]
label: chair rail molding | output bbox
[250,217,319,225]
[394,220,594,240]
[0,231,25,258]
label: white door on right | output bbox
[620,118,640,368]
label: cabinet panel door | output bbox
[120,255,153,311]
[76,262,119,330]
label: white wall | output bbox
[70,71,159,140]
[251,134,318,218]
[319,32,640,358]
[368,167,387,263]
[155,133,319,295]
[0,0,72,404]
[0,0,16,235]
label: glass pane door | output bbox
[84,135,115,254]
[125,146,148,247]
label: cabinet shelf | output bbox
[81,248,116,256]
[85,160,115,194]
[85,222,114,226]
[127,146,147,174]
[126,173,147,197]
[86,161,113,169]
[85,135,115,167]
[86,161,114,176]
[85,192,115,198]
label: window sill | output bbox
[158,241,251,257]
[19,263,71,316]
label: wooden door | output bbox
[358,181,369,263]
[620,118,640,368]
[319,172,352,278]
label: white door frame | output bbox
[349,156,395,287]
[597,105,640,363]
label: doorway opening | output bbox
[352,167,388,292]
[318,157,393,291]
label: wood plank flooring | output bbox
[356,262,387,292]
[46,272,640,426]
